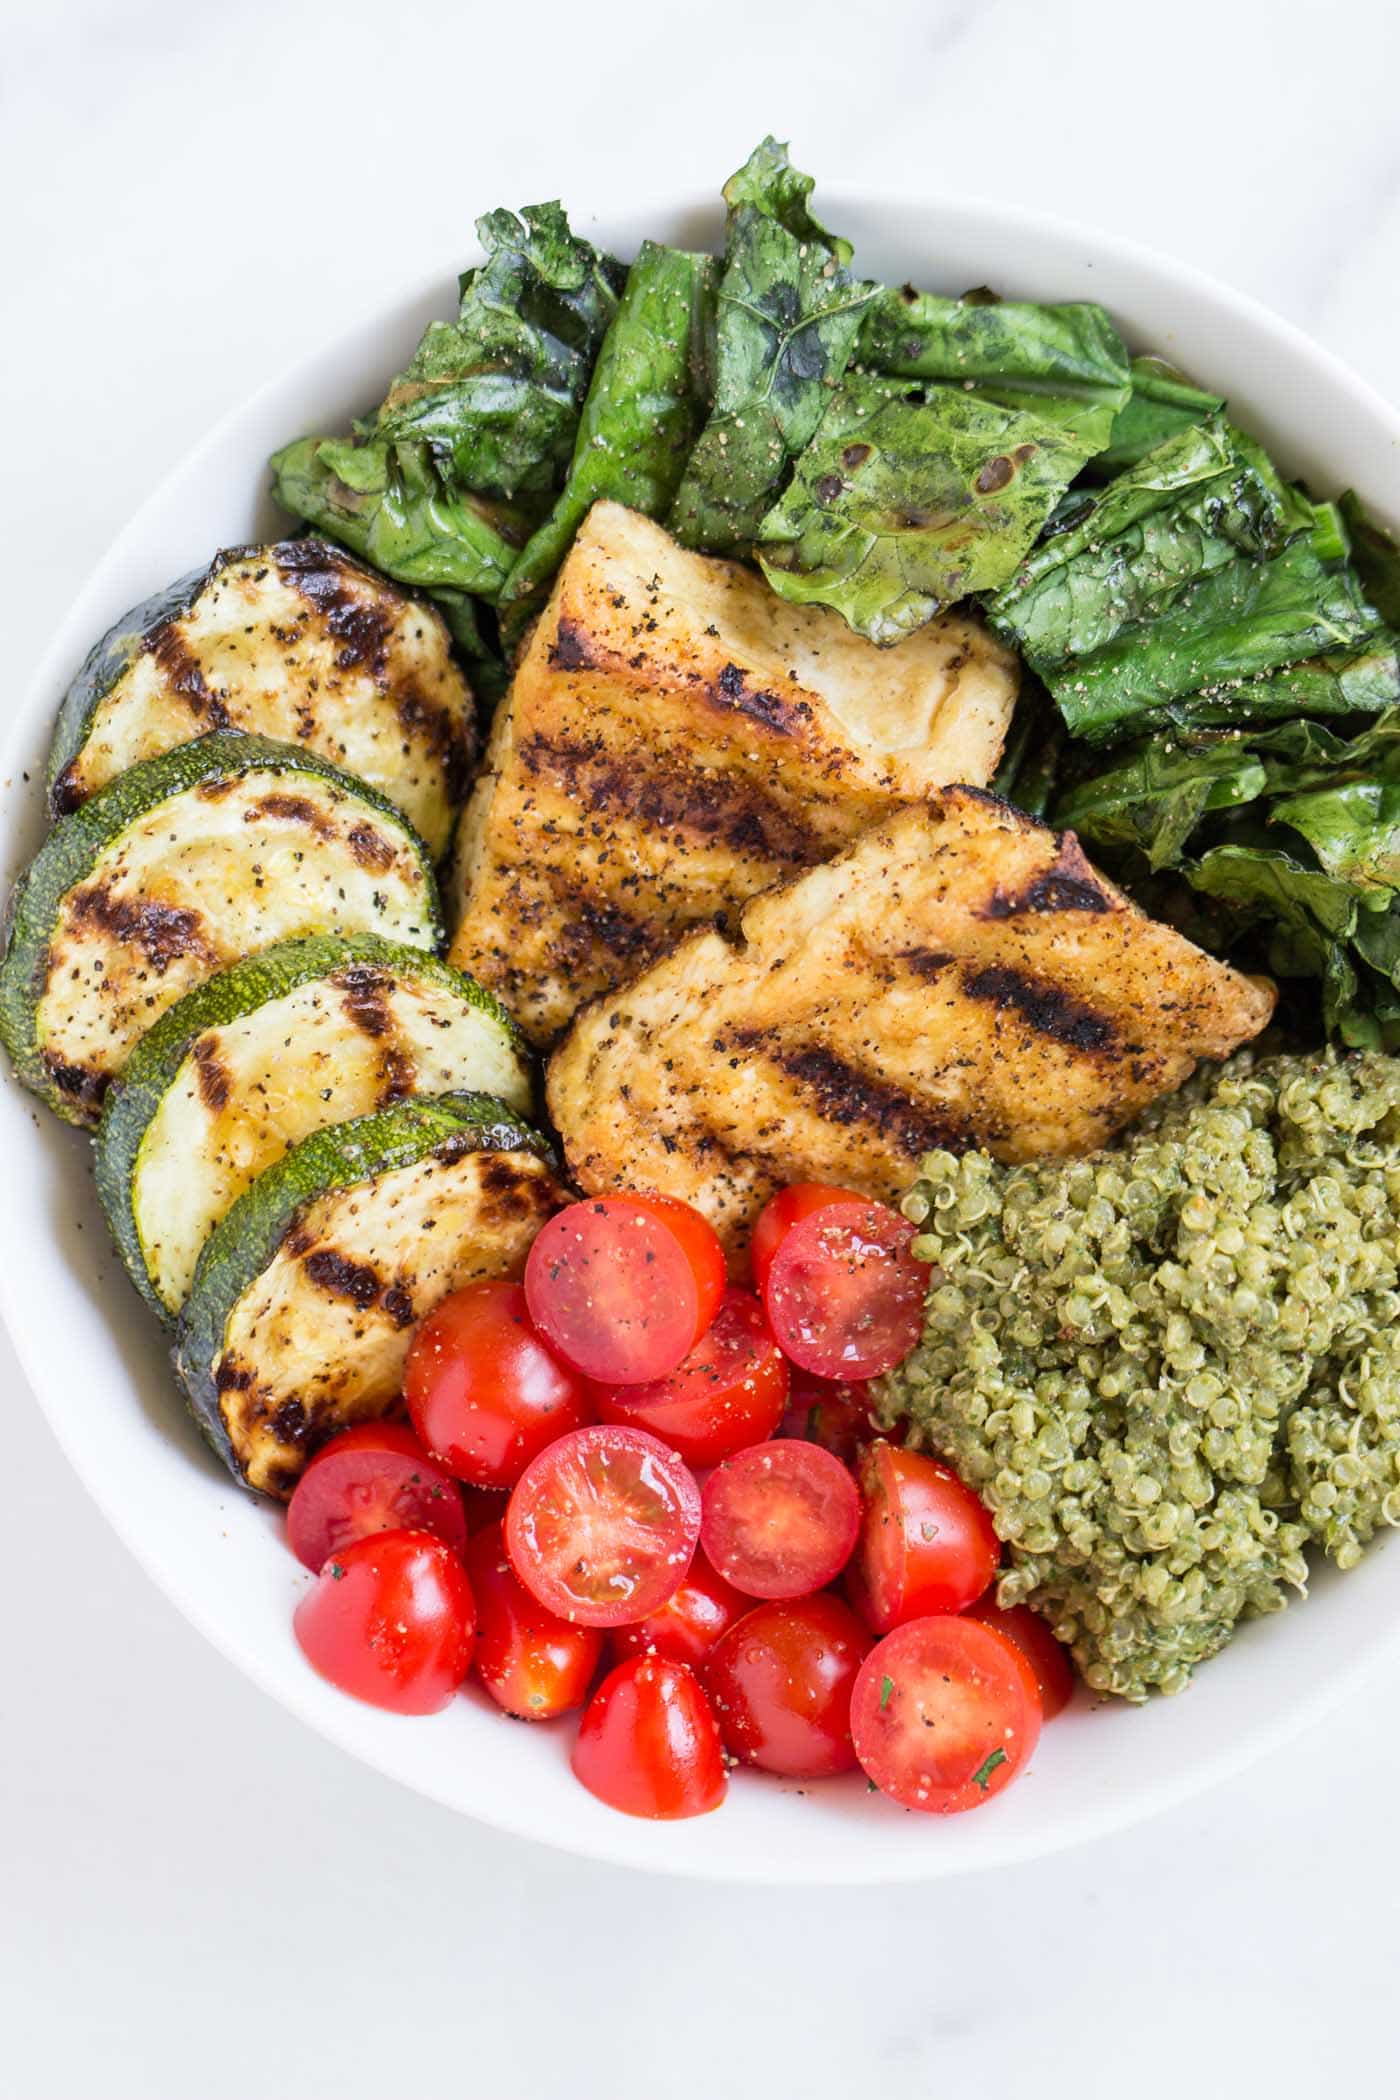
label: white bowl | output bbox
[7,194,1400,1884]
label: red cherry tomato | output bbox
[609,1550,749,1669]
[965,1595,1075,1720]
[591,1287,788,1466]
[293,1529,476,1716]
[505,1424,701,1628]
[750,1183,867,1293]
[571,1655,726,1820]
[524,1194,726,1385]
[703,1593,872,1777]
[286,1421,467,1572]
[850,1615,1042,1813]
[761,1194,929,1381]
[404,1281,590,1489]
[700,1439,861,1600]
[847,1441,1000,1634]
[778,1371,876,1467]
[466,1522,604,1719]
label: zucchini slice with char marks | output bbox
[47,541,475,858]
[0,733,441,1127]
[173,1094,568,1497]
[96,934,534,1321]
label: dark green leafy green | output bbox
[859,283,1131,454]
[1273,779,1400,890]
[374,204,626,501]
[754,374,1097,643]
[1144,639,1400,731]
[989,422,1381,744]
[1090,356,1225,477]
[1054,738,1269,869]
[668,138,874,552]
[1188,843,1363,1032]
[498,242,717,642]
[268,435,522,653]
[1340,489,1400,625]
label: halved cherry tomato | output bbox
[591,1287,788,1466]
[525,1194,726,1385]
[761,1194,929,1380]
[966,1595,1075,1719]
[466,1522,603,1719]
[404,1281,589,1489]
[572,1655,726,1819]
[750,1183,869,1293]
[286,1422,467,1572]
[703,1593,872,1777]
[609,1549,748,1669]
[850,1615,1042,1813]
[847,1441,999,1633]
[293,1528,476,1715]
[505,1424,701,1628]
[778,1371,876,1467]
[700,1439,861,1600]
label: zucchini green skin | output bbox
[172,1092,556,1491]
[45,564,207,807]
[94,932,533,1323]
[0,731,443,1124]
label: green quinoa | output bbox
[878,1049,1400,1700]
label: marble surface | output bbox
[4,1,1399,2092]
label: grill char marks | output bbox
[979,834,1113,919]
[66,881,215,973]
[708,663,815,739]
[337,965,392,1039]
[731,1030,976,1156]
[347,821,396,873]
[191,1034,231,1112]
[516,732,820,866]
[146,622,231,729]
[962,963,1118,1053]
[245,791,334,839]
[301,1248,385,1309]
[277,542,393,677]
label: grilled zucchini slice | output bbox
[173,1093,567,1496]
[47,541,475,856]
[96,934,533,1320]
[0,733,441,1126]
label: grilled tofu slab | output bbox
[547,787,1276,1255]
[173,1095,568,1496]
[0,734,441,1125]
[449,502,1018,1042]
[47,541,475,857]
[95,935,532,1319]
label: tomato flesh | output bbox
[404,1280,589,1489]
[850,1615,1042,1813]
[966,1595,1075,1719]
[293,1528,476,1716]
[286,1422,467,1572]
[848,1441,1000,1633]
[750,1183,866,1294]
[762,1195,929,1380]
[609,1550,748,1669]
[591,1287,788,1466]
[572,1656,726,1819]
[703,1593,872,1777]
[525,1194,726,1384]
[700,1439,861,1600]
[505,1424,701,1628]
[466,1523,603,1719]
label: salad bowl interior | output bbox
[6,193,1400,1883]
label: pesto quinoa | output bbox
[880,1050,1400,1700]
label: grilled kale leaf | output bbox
[859,283,1131,455]
[374,204,626,502]
[754,374,1098,644]
[668,139,874,553]
[498,242,717,642]
[1090,355,1225,477]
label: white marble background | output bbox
[4,1,1400,2093]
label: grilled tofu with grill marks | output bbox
[448,503,1018,1043]
[547,788,1276,1256]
